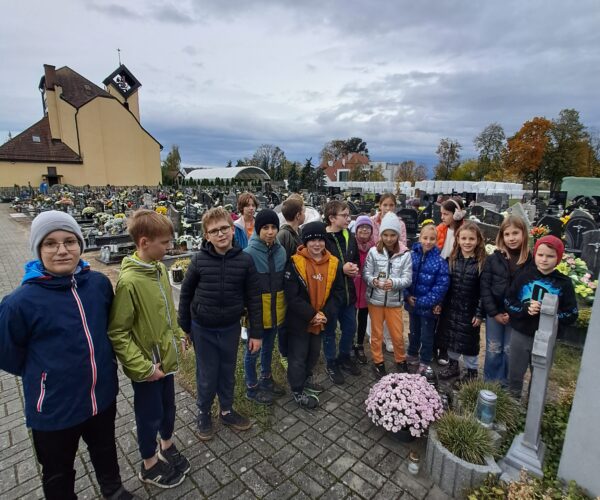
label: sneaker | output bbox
[293,391,319,409]
[326,364,345,385]
[159,443,191,475]
[339,356,361,376]
[437,349,449,366]
[197,412,214,441]
[304,375,324,394]
[260,376,286,397]
[373,362,387,379]
[246,386,273,405]
[438,359,460,380]
[396,361,408,373]
[353,345,368,365]
[139,459,185,489]
[220,409,252,431]
[385,341,394,353]
[417,363,429,375]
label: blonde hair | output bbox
[496,215,529,266]
[202,207,234,233]
[449,221,486,273]
[127,209,174,245]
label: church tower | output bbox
[103,64,142,121]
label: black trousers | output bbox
[31,400,122,500]
[356,307,369,346]
[287,330,322,393]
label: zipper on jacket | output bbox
[383,259,392,307]
[333,235,350,304]
[70,277,98,416]
[156,267,180,367]
[36,372,47,412]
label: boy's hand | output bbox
[248,338,262,354]
[407,296,416,307]
[472,317,482,327]
[343,262,359,277]
[494,313,509,325]
[528,300,541,316]
[432,305,442,315]
[146,363,165,382]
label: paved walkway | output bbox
[0,205,450,500]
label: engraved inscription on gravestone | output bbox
[397,208,419,237]
[581,230,600,280]
[565,217,597,254]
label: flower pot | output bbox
[391,427,416,443]
[424,428,501,498]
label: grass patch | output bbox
[549,343,581,401]
[435,412,494,465]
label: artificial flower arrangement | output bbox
[81,206,96,216]
[485,244,497,255]
[155,206,167,215]
[365,373,444,438]
[529,225,550,242]
[421,219,435,227]
[113,213,126,219]
[556,253,597,303]
[560,214,571,225]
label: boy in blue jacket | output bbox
[0,211,131,500]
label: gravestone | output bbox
[396,193,407,209]
[475,222,500,243]
[397,208,419,238]
[432,204,442,225]
[570,209,594,220]
[549,190,567,208]
[482,209,504,227]
[537,215,563,238]
[167,205,182,235]
[558,288,600,496]
[142,193,153,209]
[520,203,536,227]
[470,205,485,219]
[501,294,559,480]
[581,229,600,280]
[565,217,597,254]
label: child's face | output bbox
[205,218,234,254]
[242,203,256,219]
[380,198,396,216]
[259,224,278,246]
[419,227,437,253]
[458,229,478,256]
[356,224,372,242]
[441,208,454,227]
[306,238,325,259]
[381,230,399,250]
[40,230,81,275]
[503,225,523,251]
[140,233,173,261]
[329,208,350,231]
[535,244,558,274]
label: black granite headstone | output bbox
[565,217,598,254]
[581,229,600,280]
[397,208,419,238]
[537,215,563,238]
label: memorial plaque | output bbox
[537,215,563,238]
[581,229,600,280]
[565,217,597,254]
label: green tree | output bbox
[434,138,461,180]
[252,144,286,178]
[226,160,233,168]
[300,157,314,190]
[450,159,480,180]
[395,160,427,183]
[319,137,369,162]
[474,123,506,180]
[287,163,300,192]
[161,145,182,185]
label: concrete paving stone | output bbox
[117,431,140,455]
[259,429,288,451]
[321,397,343,413]
[174,425,201,452]
[293,407,321,426]
[77,485,99,500]
[341,401,367,419]
[270,443,299,468]
[9,425,30,445]
[292,470,326,498]
[365,424,387,442]
[351,460,387,489]
[221,442,253,465]
[312,413,338,434]
[254,459,283,488]
[2,477,42,500]
[361,443,390,469]
[249,435,277,457]
[0,388,19,403]
[346,426,376,449]
[336,435,368,460]
[263,479,299,500]
[204,434,232,456]
[279,451,309,476]
[291,490,312,500]
[15,457,39,484]
[219,425,245,448]
[231,450,264,474]
[74,474,93,494]
[290,434,323,459]
[152,477,196,499]
[236,490,260,500]
[372,480,405,500]
[391,469,430,500]
[313,442,345,468]
[208,479,246,499]
[240,467,273,497]
[376,450,406,476]
[328,452,359,478]
[0,430,11,449]
[319,481,352,500]
[189,467,221,497]
[0,465,17,492]
[323,421,351,442]
[176,406,197,426]
[379,434,411,457]
[0,442,35,468]
[341,470,377,498]
[424,484,453,499]
[206,458,236,486]
[189,448,217,471]
[281,420,309,441]
[274,413,300,434]
[0,413,27,433]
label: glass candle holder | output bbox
[476,389,497,428]
[408,451,420,475]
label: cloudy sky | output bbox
[1,0,599,170]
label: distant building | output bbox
[0,64,162,187]
[320,153,370,182]
[185,166,271,183]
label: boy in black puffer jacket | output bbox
[178,207,263,440]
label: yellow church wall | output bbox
[0,161,85,187]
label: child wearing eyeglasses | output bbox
[178,207,263,441]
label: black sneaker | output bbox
[326,364,345,385]
[396,361,408,373]
[197,412,214,441]
[293,391,319,409]
[438,359,460,380]
[339,356,361,376]
[159,443,191,475]
[260,376,286,397]
[220,409,252,431]
[139,459,185,489]
[246,386,273,405]
[353,345,368,365]
[373,362,387,379]
[304,375,324,394]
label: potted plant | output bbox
[82,206,96,219]
[365,373,444,442]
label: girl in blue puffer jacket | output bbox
[404,224,450,373]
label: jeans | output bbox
[132,375,176,459]
[244,327,279,388]
[192,321,240,414]
[287,330,322,393]
[484,315,511,384]
[31,400,122,500]
[448,351,478,370]
[507,328,534,398]
[322,303,356,365]
[407,313,436,364]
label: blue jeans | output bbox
[244,327,278,388]
[484,315,511,384]
[449,351,478,370]
[322,303,356,365]
[407,313,436,364]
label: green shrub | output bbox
[541,392,574,479]
[435,412,493,465]
[575,306,591,329]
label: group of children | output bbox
[0,192,579,498]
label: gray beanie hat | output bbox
[30,210,85,260]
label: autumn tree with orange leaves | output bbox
[504,117,552,196]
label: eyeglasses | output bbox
[206,225,232,237]
[336,213,351,219]
[41,238,80,252]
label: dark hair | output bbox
[324,200,347,226]
[281,197,304,221]
[379,193,397,206]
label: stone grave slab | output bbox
[397,208,419,238]
[470,205,485,219]
[565,217,597,254]
[432,204,442,225]
[581,229,600,280]
[167,205,182,235]
[537,215,563,238]
[475,221,499,243]
[483,209,504,227]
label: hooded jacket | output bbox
[244,234,287,330]
[109,253,186,382]
[178,239,264,338]
[0,260,118,431]
[403,243,450,317]
[505,266,578,337]
[363,245,413,308]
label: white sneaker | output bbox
[385,341,394,353]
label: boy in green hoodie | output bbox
[109,210,190,489]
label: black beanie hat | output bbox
[254,209,280,235]
[301,221,328,244]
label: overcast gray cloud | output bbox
[1,0,599,170]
